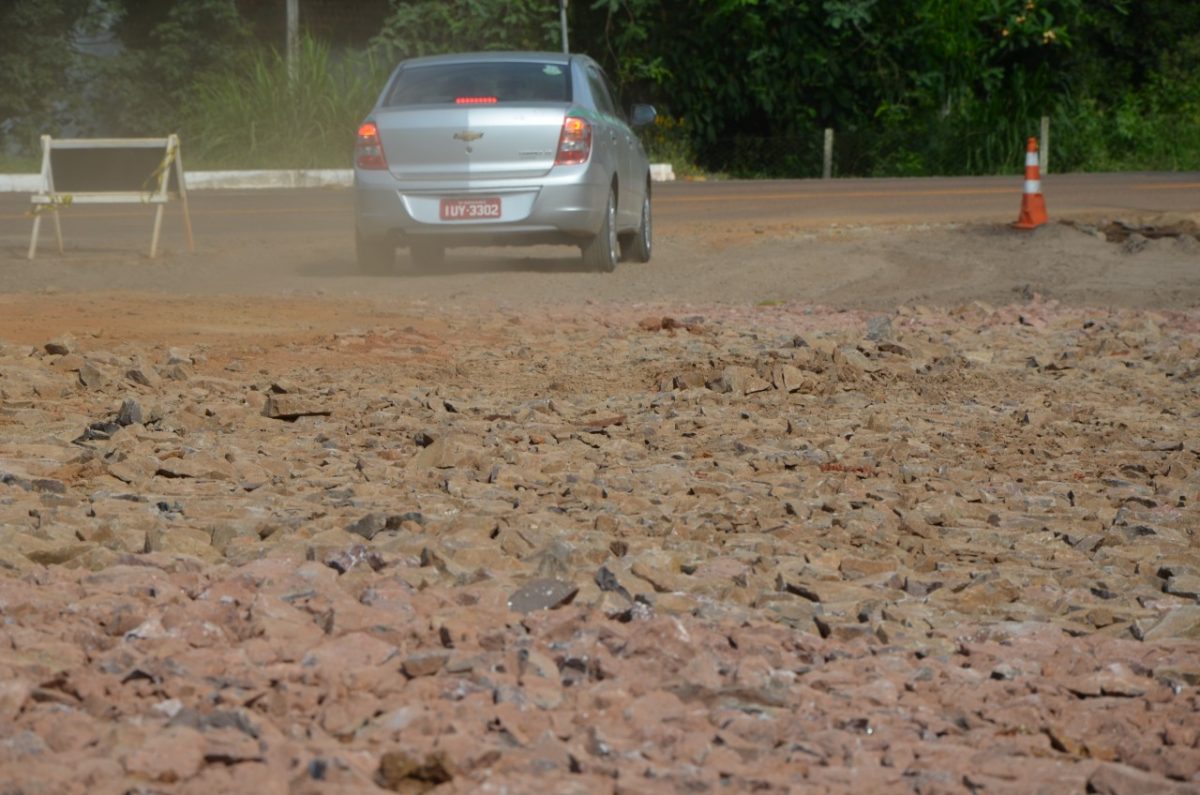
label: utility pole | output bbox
[286,0,299,83]
[560,0,569,53]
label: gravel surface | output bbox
[0,214,1198,794]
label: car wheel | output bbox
[409,241,445,271]
[581,187,618,273]
[620,186,652,263]
[356,229,394,275]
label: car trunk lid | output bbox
[375,105,568,182]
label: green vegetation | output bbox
[0,154,41,173]
[0,0,94,153]
[88,0,252,140]
[638,116,707,179]
[371,0,561,61]
[0,0,1197,176]
[580,0,1200,177]
[185,38,387,169]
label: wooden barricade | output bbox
[28,134,195,259]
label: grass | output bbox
[0,154,40,173]
[183,37,390,170]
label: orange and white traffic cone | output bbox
[1013,137,1048,229]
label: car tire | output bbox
[356,229,394,275]
[620,185,652,263]
[581,187,618,273]
[409,241,445,271]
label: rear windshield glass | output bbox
[384,61,571,106]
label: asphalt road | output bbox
[1,172,1197,254]
[654,172,1200,226]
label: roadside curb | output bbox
[0,164,677,192]
[0,175,40,192]
[187,169,353,189]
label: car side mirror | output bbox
[630,104,657,128]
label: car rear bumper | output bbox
[354,166,609,247]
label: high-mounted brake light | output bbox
[555,116,592,165]
[455,96,497,104]
[355,121,388,170]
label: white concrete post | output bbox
[1040,115,1050,176]
[823,128,834,179]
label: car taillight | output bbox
[455,96,497,104]
[355,121,388,170]
[555,116,592,165]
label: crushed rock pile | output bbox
[1,296,1198,793]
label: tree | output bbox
[371,0,560,62]
[575,0,1089,175]
[0,0,95,154]
[84,0,251,137]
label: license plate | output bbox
[439,197,501,221]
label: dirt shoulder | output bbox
[2,182,1198,310]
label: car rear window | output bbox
[384,61,572,106]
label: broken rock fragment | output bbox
[377,751,453,793]
[346,512,387,540]
[44,337,74,355]
[263,392,331,420]
[507,577,579,614]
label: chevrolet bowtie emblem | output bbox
[453,131,484,142]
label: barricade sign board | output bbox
[28,134,195,259]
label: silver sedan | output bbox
[353,51,656,273]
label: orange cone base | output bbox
[1013,194,1048,229]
